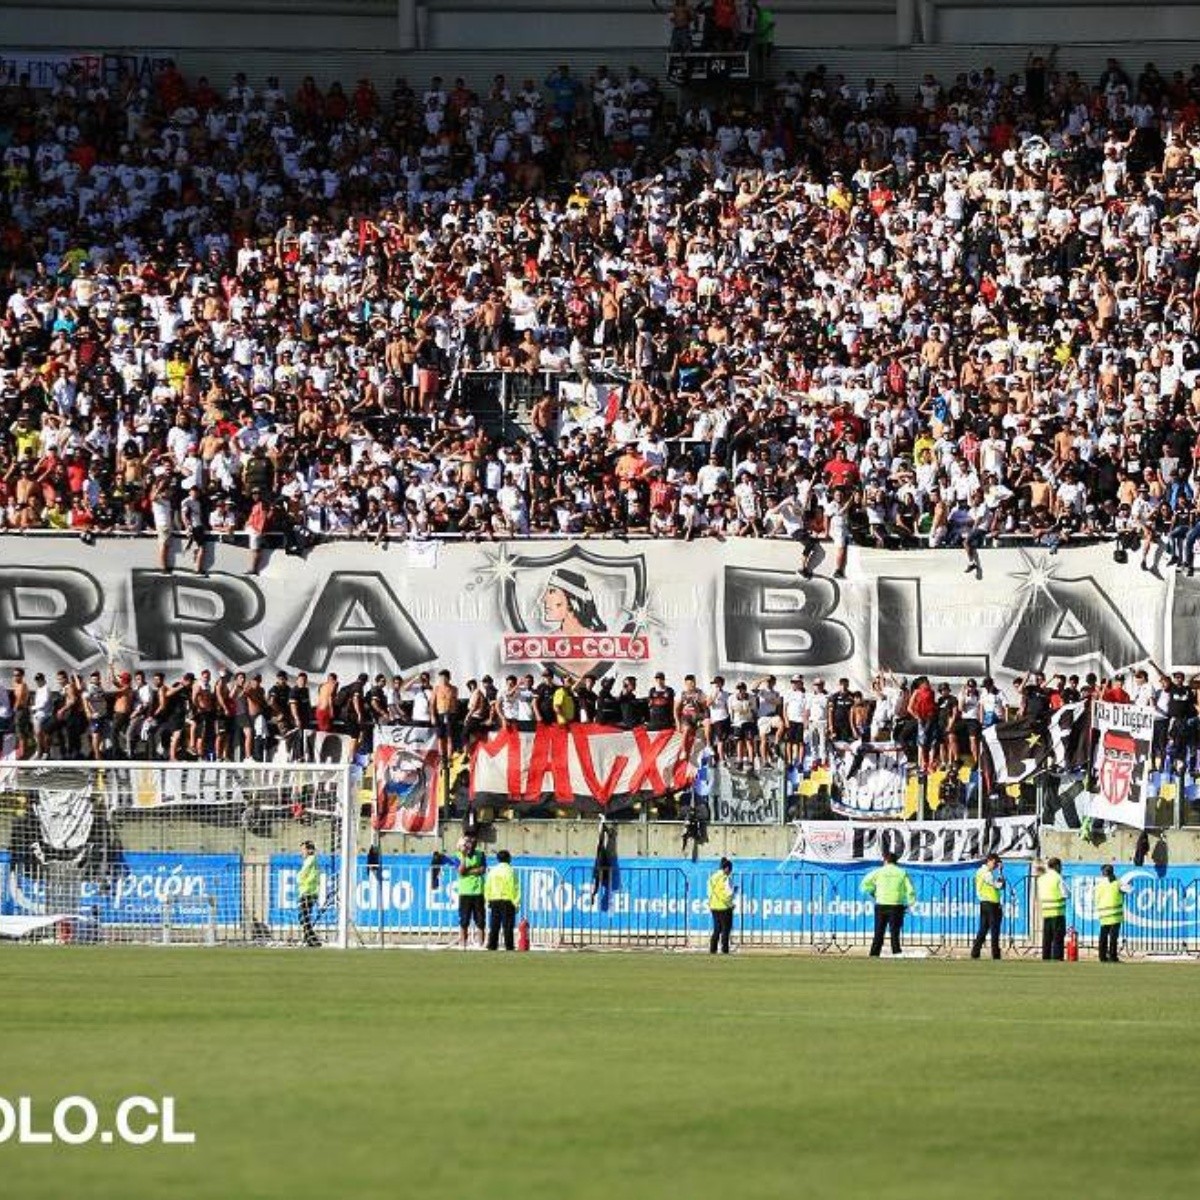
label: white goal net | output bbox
[0,760,357,947]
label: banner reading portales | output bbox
[793,816,1040,864]
[0,537,1182,690]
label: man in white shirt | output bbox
[752,675,782,768]
[806,678,830,767]
[705,676,731,764]
[782,676,808,766]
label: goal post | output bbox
[0,760,359,948]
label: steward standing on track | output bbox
[862,851,916,957]
[484,850,522,951]
[970,853,1005,960]
[457,834,487,949]
[1038,857,1068,960]
[297,840,322,948]
[1096,864,1131,963]
[708,857,736,954]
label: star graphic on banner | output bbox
[1009,549,1062,601]
[620,589,664,636]
[89,622,136,665]
[1026,732,1043,748]
[474,544,520,590]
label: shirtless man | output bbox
[315,672,339,733]
[432,670,459,758]
[191,668,218,758]
[10,668,31,755]
[461,678,491,747]
[214,667,238,760]
[108,667,135,757]
[244,673,268,760]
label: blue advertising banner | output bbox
[268,853,1035,940]
[1061,862,1200,945]
[0,850,242,926]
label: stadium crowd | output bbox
[3,660,1198,772]
[2,53,1200,574]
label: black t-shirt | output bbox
[291,685,313,727]
[1022,685,1049,721]
[829,691,855,736]
[936,694,958,729]
[334,681,364,720]
[645,686,675,731]
[268,682,292,717]
[596,691,622,725]
[618,690,643,728]
[1167,684,1193,719]
[574,688,597,723]
[534,682,557,724]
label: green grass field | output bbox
[1,949,1197,1199]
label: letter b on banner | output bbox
[721,568,853,668]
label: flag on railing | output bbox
[1083,701,1155,830]
[982,702,1089,785]
[831,742,907,818]
[372,726,441,837]
[470,724,694,811]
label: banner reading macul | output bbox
[0,537,1181,689]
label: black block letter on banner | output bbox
[876,578,988,680]
[0,567,103,664]
[133,570,264,666]
[722,568,852,668]
[288,572,435,674]
[1000,571,1145,675]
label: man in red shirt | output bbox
[907,676,938,774]
[1099,674,1131,704]
[823,450,860,490]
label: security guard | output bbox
[708,858,736,955]
[970,853,1005,960]
[484,849,522,951]
[297,840,321,948]
[457,834,487,949]
[1037,857,1068,960]
[1096,864,1130,963]
[862,851,916,957]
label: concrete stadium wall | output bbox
[3,0,1199,54]
[7,41,1200,103]
[933,1,1200,45]
[383,819,1200,866]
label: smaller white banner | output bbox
[832,743,907,818]
[793,816,1040,864]
[707,764,784,825]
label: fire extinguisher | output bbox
[1066,927,1079,962]
[517,917,530,952]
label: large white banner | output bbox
[0,537,1176,691]
[793,816,1040,863]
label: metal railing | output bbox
[555,864,691,950]
[734,871,1040,957]
[10,849,1200,957]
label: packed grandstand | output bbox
[1,55,1199,559]
[4,53,1200,775]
